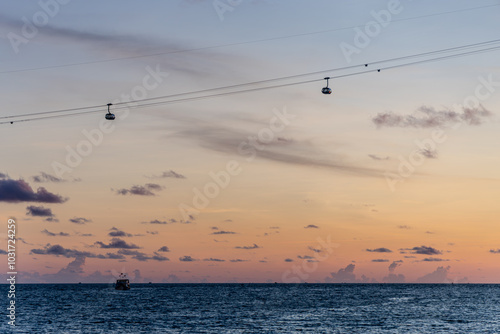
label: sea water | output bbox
[1,283,499,333]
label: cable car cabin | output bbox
[105,113,115,120]
[322,87,332,94]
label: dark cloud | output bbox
[41,229,69,237]
[368,154,390,161]
[235,243,260,250]
[297,255,314,260]
[108,227,133,237]
[69,217,92,224]
[26,205,54,217]
[372,105,492,128]
[115,183,163,196]
[372,259,389,262]
[147,170,186,179]
[416,266,451,283]
[366,247,392,253]
[203,258,225,262]
[284,258,294,262]
[32,172,65,183]
[0,173,8,179]
[304,224,319,229]
[45,217,59,222]
[179,255,197,262]
[158,246,170,252]
[0,179,67,203]
[490,249,500,254]
[401,246,442,255]
[0,249,8,254]
[94,238,140,249]
[30,244,122,259]
[230,259,248,262]
[211,230,236,235]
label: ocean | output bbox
[1,283,499,333]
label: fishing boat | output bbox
[115,273,130,290]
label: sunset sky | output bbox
[0,0,499,283]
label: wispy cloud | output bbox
[115,183,163,196]
[69,217,92,225]
[108,227,133,237]
[146,170,186,179]
[211,230,236,235]
[203,258,225,262]
[304,224,319,229]
[235,243,260,250]
[372,259,389,262]
[372,105,492,128]
[41,229,69,237]
[490,249,500,254]
[31,244,123,260]
[368,154,390,161]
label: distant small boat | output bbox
[115,273,130,290]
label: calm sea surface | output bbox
[1,283,499,333]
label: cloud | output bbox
[32,172,66,183]
[284,258,294,262]
[489,249,500,254]
[142,218,177,224]
[179,255,197,262]
[420,149,438,159]
[0,249,8,254]
[30,244,123,259]
[383,273,406,283]
[368,154,390,161]
[325,264,367,283]
[26,205,54,217]
[158,246,170,252]
[117,249,169,262]
[398,225,411,229]
[115,183,163,196]
[0,178,67,203]
[69,217,92,224]
[168,118,383,177]
[372,259,389,262]
[108,227,133,237]
[203,258,225,262]
[388,261,402,273]
[0,173,8,179]
[297,255,314,260]
[235,243,260,250]
[308,246,322,253]
[230,259,248,262]
[416,266,451,283]
[94,238,140,249]
[304,224,319,229]
[41,229,69,237]
[401,246,442,255]
[147,231,159,235]
[422,258,449,262]
[147,170,186,179]
[372,105,492,128]
[211,230,236,235]
[366,247,392,253]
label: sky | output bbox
[0,0,499,284]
